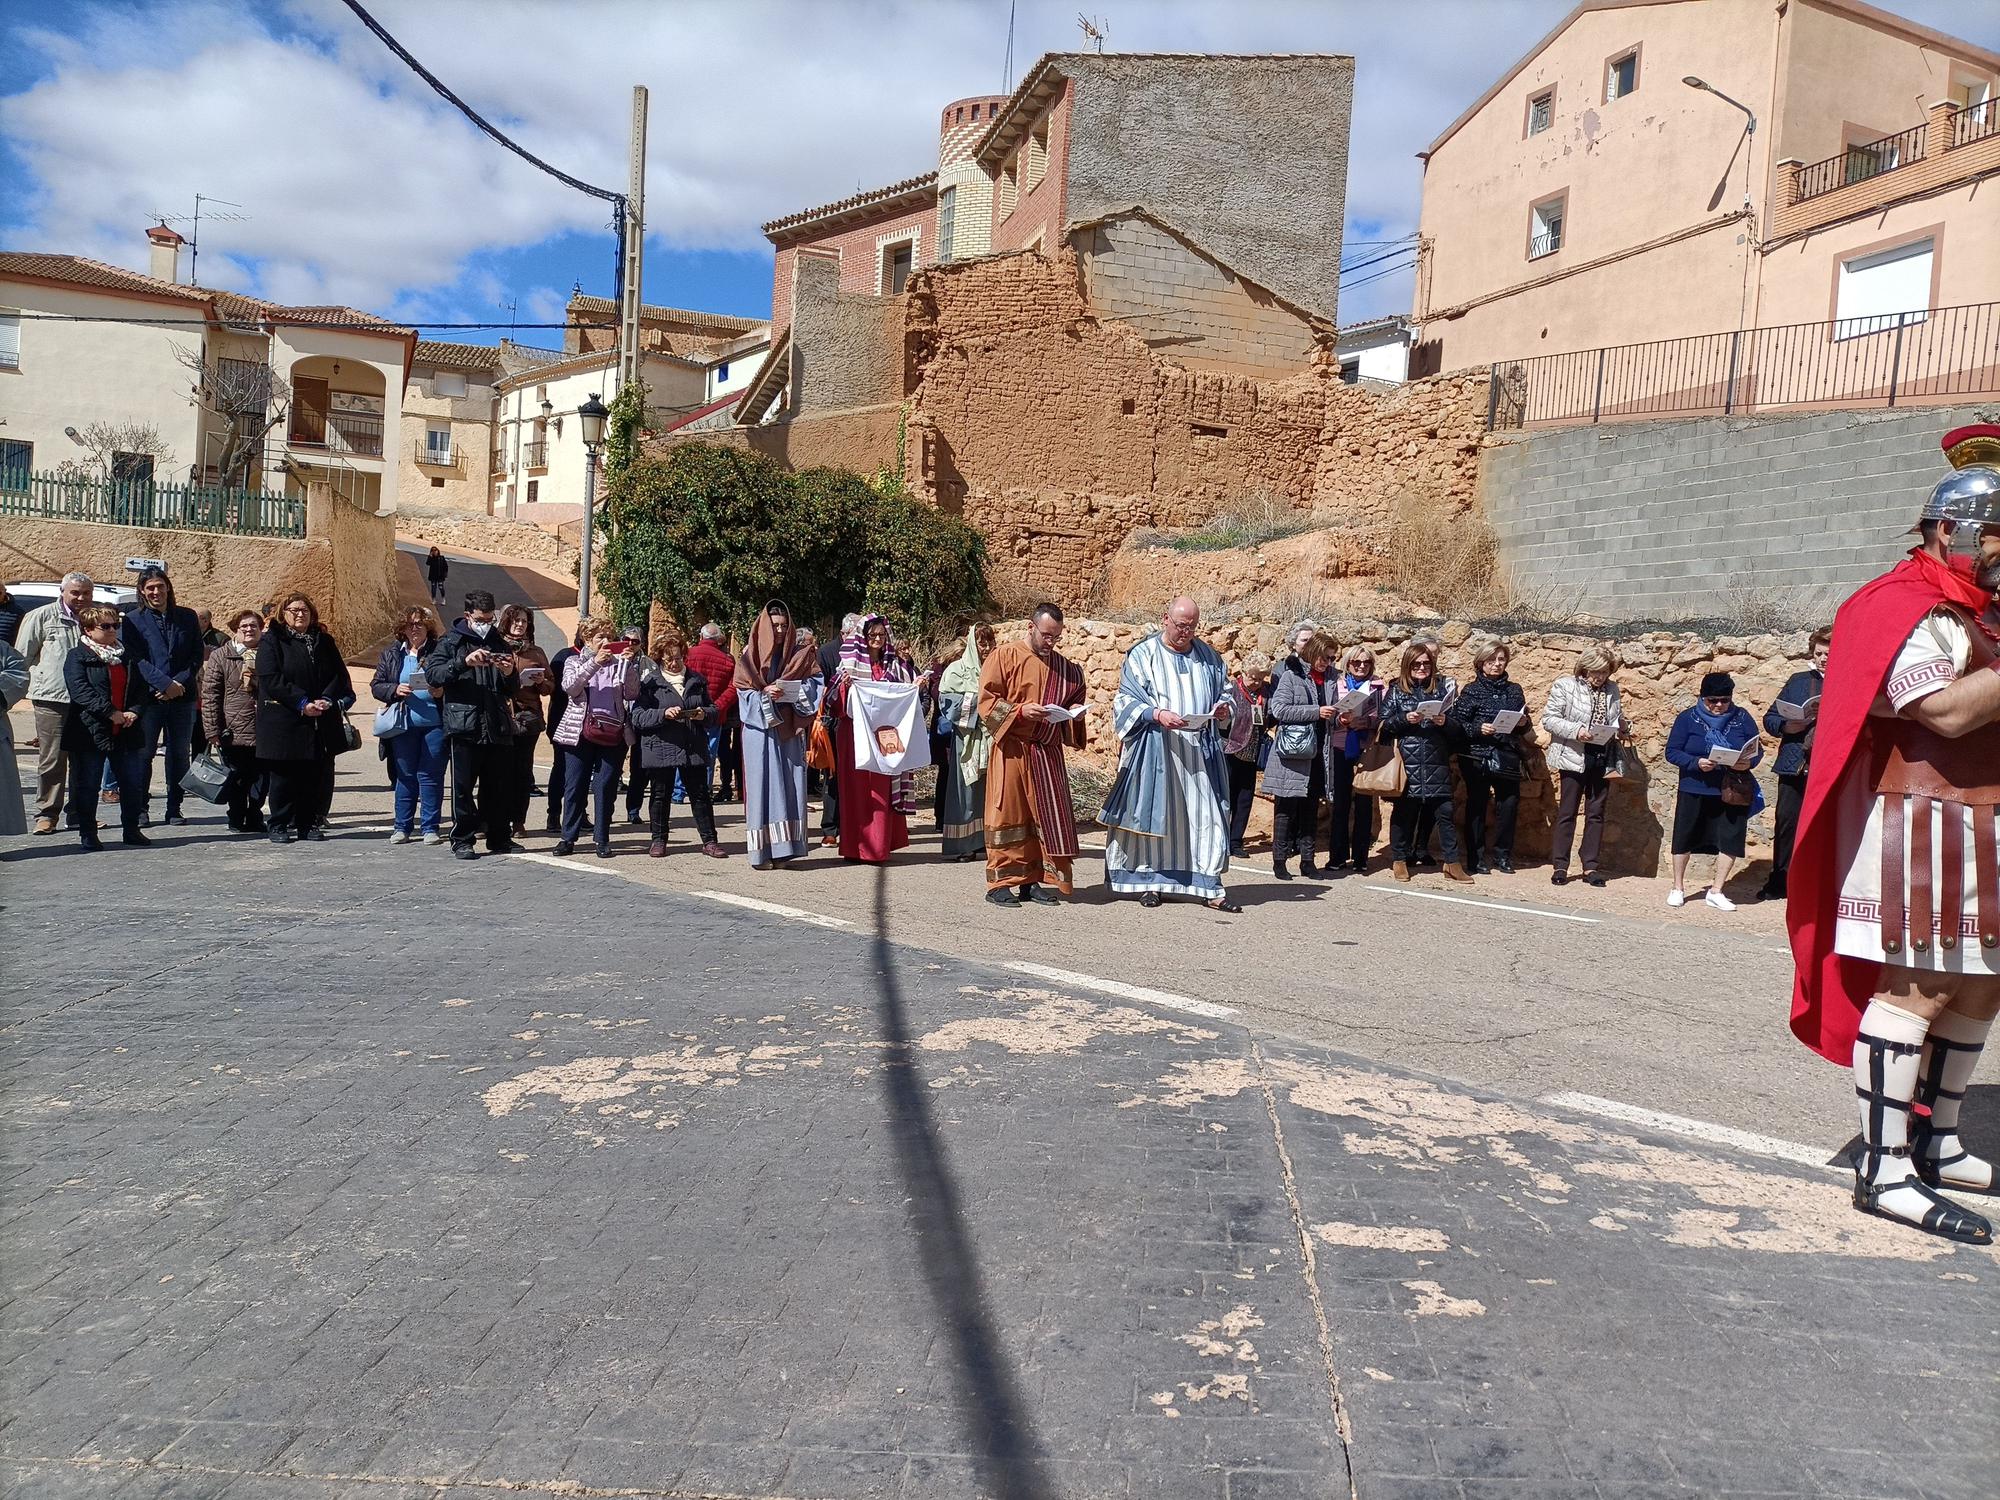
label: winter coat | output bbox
[552,649,640,747]
[1261,658,1334,799]
[1762,668,1823,778]
[1665,702,1763,797]
[686,638,738,722]
[1382,676,1460,802]
[200,642,261,747]
[1451,672,1530,780]
[61,645,155,756]
[255,622,352,762]
[424,620,520,745]
[426,552,449,585]
[121,603,203,698]
[16,602,84,703]
[545,646,578,742]
[1541,675,1625,776]
[507,642,552,735]
[629,666,715,769]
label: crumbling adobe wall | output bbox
[903,249,1488,604]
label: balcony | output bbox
[1777,100,2000,236]
[288,405,384,461]
[414,440,462,472]
[523,441,548,470]
[1528,227,1563,260]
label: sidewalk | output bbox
[2,814,1992,1499]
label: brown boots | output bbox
[1444,862,1474,883]
[1392,860,1411,882]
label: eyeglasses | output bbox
[1702,696,1732,708]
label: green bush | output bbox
[601,442,990,639]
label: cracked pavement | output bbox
[4,777,1997,1500]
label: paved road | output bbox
[3,794,1995,1499]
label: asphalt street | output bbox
[3,768,1996,1500]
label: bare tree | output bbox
[173,343,292,488]
[64,420,177,480]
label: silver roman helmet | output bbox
[1920,466,2000,534]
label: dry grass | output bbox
[1131,487,1314,554]
[1382,490,1504,617]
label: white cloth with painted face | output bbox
[846,679,932,777]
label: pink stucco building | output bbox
[1413,0,2000,380]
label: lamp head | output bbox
[1683,76,1708,90]
[577,393,609,449]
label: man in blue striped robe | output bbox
[1100,597,1241,912]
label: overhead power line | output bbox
[1338,242,1418,277]
[337,0,620,203]
[8,312,614,330]
[1339,256,1418,293]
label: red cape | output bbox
[1787,550,1997,1064]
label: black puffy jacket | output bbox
[1451,672,1530,780]
[629,667,715,770]
[1383,678,1459,801]
[424,620,519,744]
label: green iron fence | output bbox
[0,470,308,539]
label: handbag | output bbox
[582,708,625,747]
[1273,721,1317,759]
[373,696,412,741]
[1349,731,1406,798]
[806,707,836,772]
[338,718,363,754]
[1720,769,1755,807]
[178,752,234,805]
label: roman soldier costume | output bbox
[1788,424,2000,1245]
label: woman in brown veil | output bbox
[732,600,823,869]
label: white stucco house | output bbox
[1334,315,1416,386]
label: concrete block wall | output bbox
[1482,402,1999,620]
[1079,215,1320,379]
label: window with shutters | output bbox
[0,309,19,369]
[1526,89,1553,137]
[434,369,467,398]
[938,186,956,261]
[1833,237,1934,340]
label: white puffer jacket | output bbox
[1541,674,1624,776]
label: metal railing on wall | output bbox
[1487,299,2000,430]
[0,470,307,539]
[1795,121,1928,201]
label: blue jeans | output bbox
[387,724,447,834]
[562,739,619,848]
[139,694,198,817]
[71,739,148,841]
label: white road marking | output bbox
[508,851,626,877]
[688,889,855,929]
[1367,885,1600,925]
[1542,1091,1839,1172]
[1002,961,1236,1020]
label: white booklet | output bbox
[519,665,547,685]
[1042,701,1086,723]
[768,679,807,704]
[1177,711,1215,730]
[1487,708,1524,734]
[1775,695,1820,721]
[1708,741,1756,769]
[1405,698,1449,725]
[1584,721,1619,745]
[1335,687,1380,717]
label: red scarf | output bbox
[1787,549,1995,1064]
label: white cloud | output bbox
[4,0,1994,324]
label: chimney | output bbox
[146,223,185,284]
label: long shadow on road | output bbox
[871,866,1056,1500]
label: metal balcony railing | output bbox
[1486,298,2000,429]
[1952,101,2000,148]
[1528,227,1563,260]
[1796,122,1927,201]
[414,440,461,471]
[523,441,548,469]
[290,407,384,459]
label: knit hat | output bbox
[1698,671,1734,699]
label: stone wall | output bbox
[1483,400,1999,621]
[394,507,580,576]
[1014,612,1811,878]
[904,249,1490,603]
[0,483,398,658]
[661,403,903,479]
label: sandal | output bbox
[1204,897,1244,914]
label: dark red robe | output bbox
[1788,549,1998,1064]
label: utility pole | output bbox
[618,86,648,395]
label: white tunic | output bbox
[1833,607,1999,974]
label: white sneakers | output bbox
[423,832,443,845]
[387,830,411,845]
[1665,887,1736,911]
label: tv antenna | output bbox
[1077,13,1108,51]
[500,297,518,337]
[148,193,249,286]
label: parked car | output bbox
[5,580,140,615]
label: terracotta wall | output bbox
[658,403,903,478]
[904,249,1488,602]
[1014,611,1814,877]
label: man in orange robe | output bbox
[977,602,1086,906]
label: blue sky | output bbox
[3,0,1995,347]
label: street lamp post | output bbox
[1682,76,1757,210]
[574,393,609,616]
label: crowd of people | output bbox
[0,568,1829,906]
